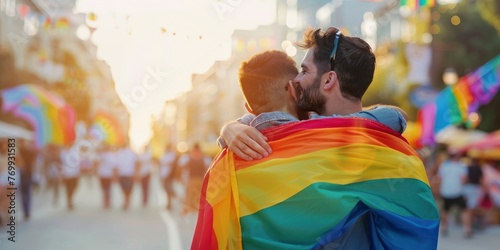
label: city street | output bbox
[1,170,499,250]
[1,0,499,249]
[437,220,500,250]
[0,171,197,250]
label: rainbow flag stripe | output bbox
[192,118,439,250]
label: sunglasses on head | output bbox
[328,27,342,71]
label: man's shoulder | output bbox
[310,106,406,134]
[358,105,401,118]
[252,111,298,130]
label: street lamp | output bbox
[442,67,458,85]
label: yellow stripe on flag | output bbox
[236,144,428,217]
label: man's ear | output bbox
[244,102,255,114]
[287,81,298,101]
[324,71,337,90]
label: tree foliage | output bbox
[431,0,500,132]
[369,1,500,130]
[431,0,500,79]
[477,0,500,35]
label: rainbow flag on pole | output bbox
[192,118,439,250]
[1,84,75,148]
[419,54,500,145]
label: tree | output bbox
[431,0,500,81]
[431,0,500,132]
[477,0,500,35]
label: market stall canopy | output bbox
[435,126,488,153]
[459,130,500,159]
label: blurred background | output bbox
[0,0,500,249]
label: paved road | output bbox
[0,171,196,250]
[1,171,499,250]
[437,221,500,250]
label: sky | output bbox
[74,0,277,151]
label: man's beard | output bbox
[296,74,326,115]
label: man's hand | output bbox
[221,121,272,161]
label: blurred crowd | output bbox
[0,138,213,227]
[3,135,500,242]
[427,149,500,239]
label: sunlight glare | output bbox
[75,0,277,150]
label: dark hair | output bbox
[296,27,376,101]
[239,50,298,115]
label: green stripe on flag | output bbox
[240,178,438,249]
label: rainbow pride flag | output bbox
[192,118,439,250]
[419,54,500,145]
[89,111,126,146]
[1,84,75,148]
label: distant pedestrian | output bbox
[138,145,153,207]
[18,139,37,220]
[438,152,471,238]
[116,144,138,210]
[97,146,116,209]
[483,160,500,208]
[159,144,178,210]
[43,144,61,205]
[60,145,81,210]
[0,139,10,225]
[182,143,209,215]
[78,143,95,187]
[464,157,485,230]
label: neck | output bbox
[280,105,298,118]
[254,106,296,118]
[285,98,300,119]
[324,95,362,116]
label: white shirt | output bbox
[97,151,117,178]
[60,149,81,178]
[438,159,467,198]
[159,151,177,178]
[117,148,138,177]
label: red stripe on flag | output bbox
[260,118,405,142]
[191,166,219,249]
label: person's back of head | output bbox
[297,27,375,101]
[239,50,298,115]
